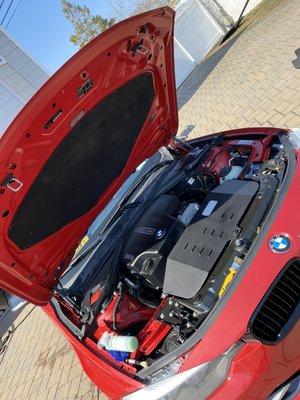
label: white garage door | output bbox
[174,0,225,87]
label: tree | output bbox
[134,0,180,14]
[109,0,180,20]
[61,0,116,48]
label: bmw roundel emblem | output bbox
[269,234,291,253]
[155,228,165,239]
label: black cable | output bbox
[0,0,14,26]
[0,0,6,11]
[5,0,21,28]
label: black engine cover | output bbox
[163,180,259,298]
[123,195,180,288]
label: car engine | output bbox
[56,133,287,374]
[122,169,218,289]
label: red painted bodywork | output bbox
[0,7,177,305]
[205,136,272,177]
[95,292,155,336]
[92,292,170,369]
[0,3,298,398]
[44,127,300,399]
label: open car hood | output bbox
[0,8,178,305]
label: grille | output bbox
[250,259,300,343]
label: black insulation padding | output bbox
[9,73,155,249]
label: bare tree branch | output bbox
[108,0,180,20]
[61,0,116,47]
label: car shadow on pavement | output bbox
[177,32,242,111]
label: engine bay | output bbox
[55,132,287,377]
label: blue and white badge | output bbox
[155,228,165,240]
[269,234,291,253]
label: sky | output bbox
[1,0,115,74]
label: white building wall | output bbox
[217,0,262,22]
[0,81,23,133]
[0,27,49,135]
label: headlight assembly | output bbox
[123,342,243,400]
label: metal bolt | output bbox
[160,313,165,319]
[169,312,174,317]
[168,299,173,305]
[175,302,179,307]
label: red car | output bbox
[0,7,299,400]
